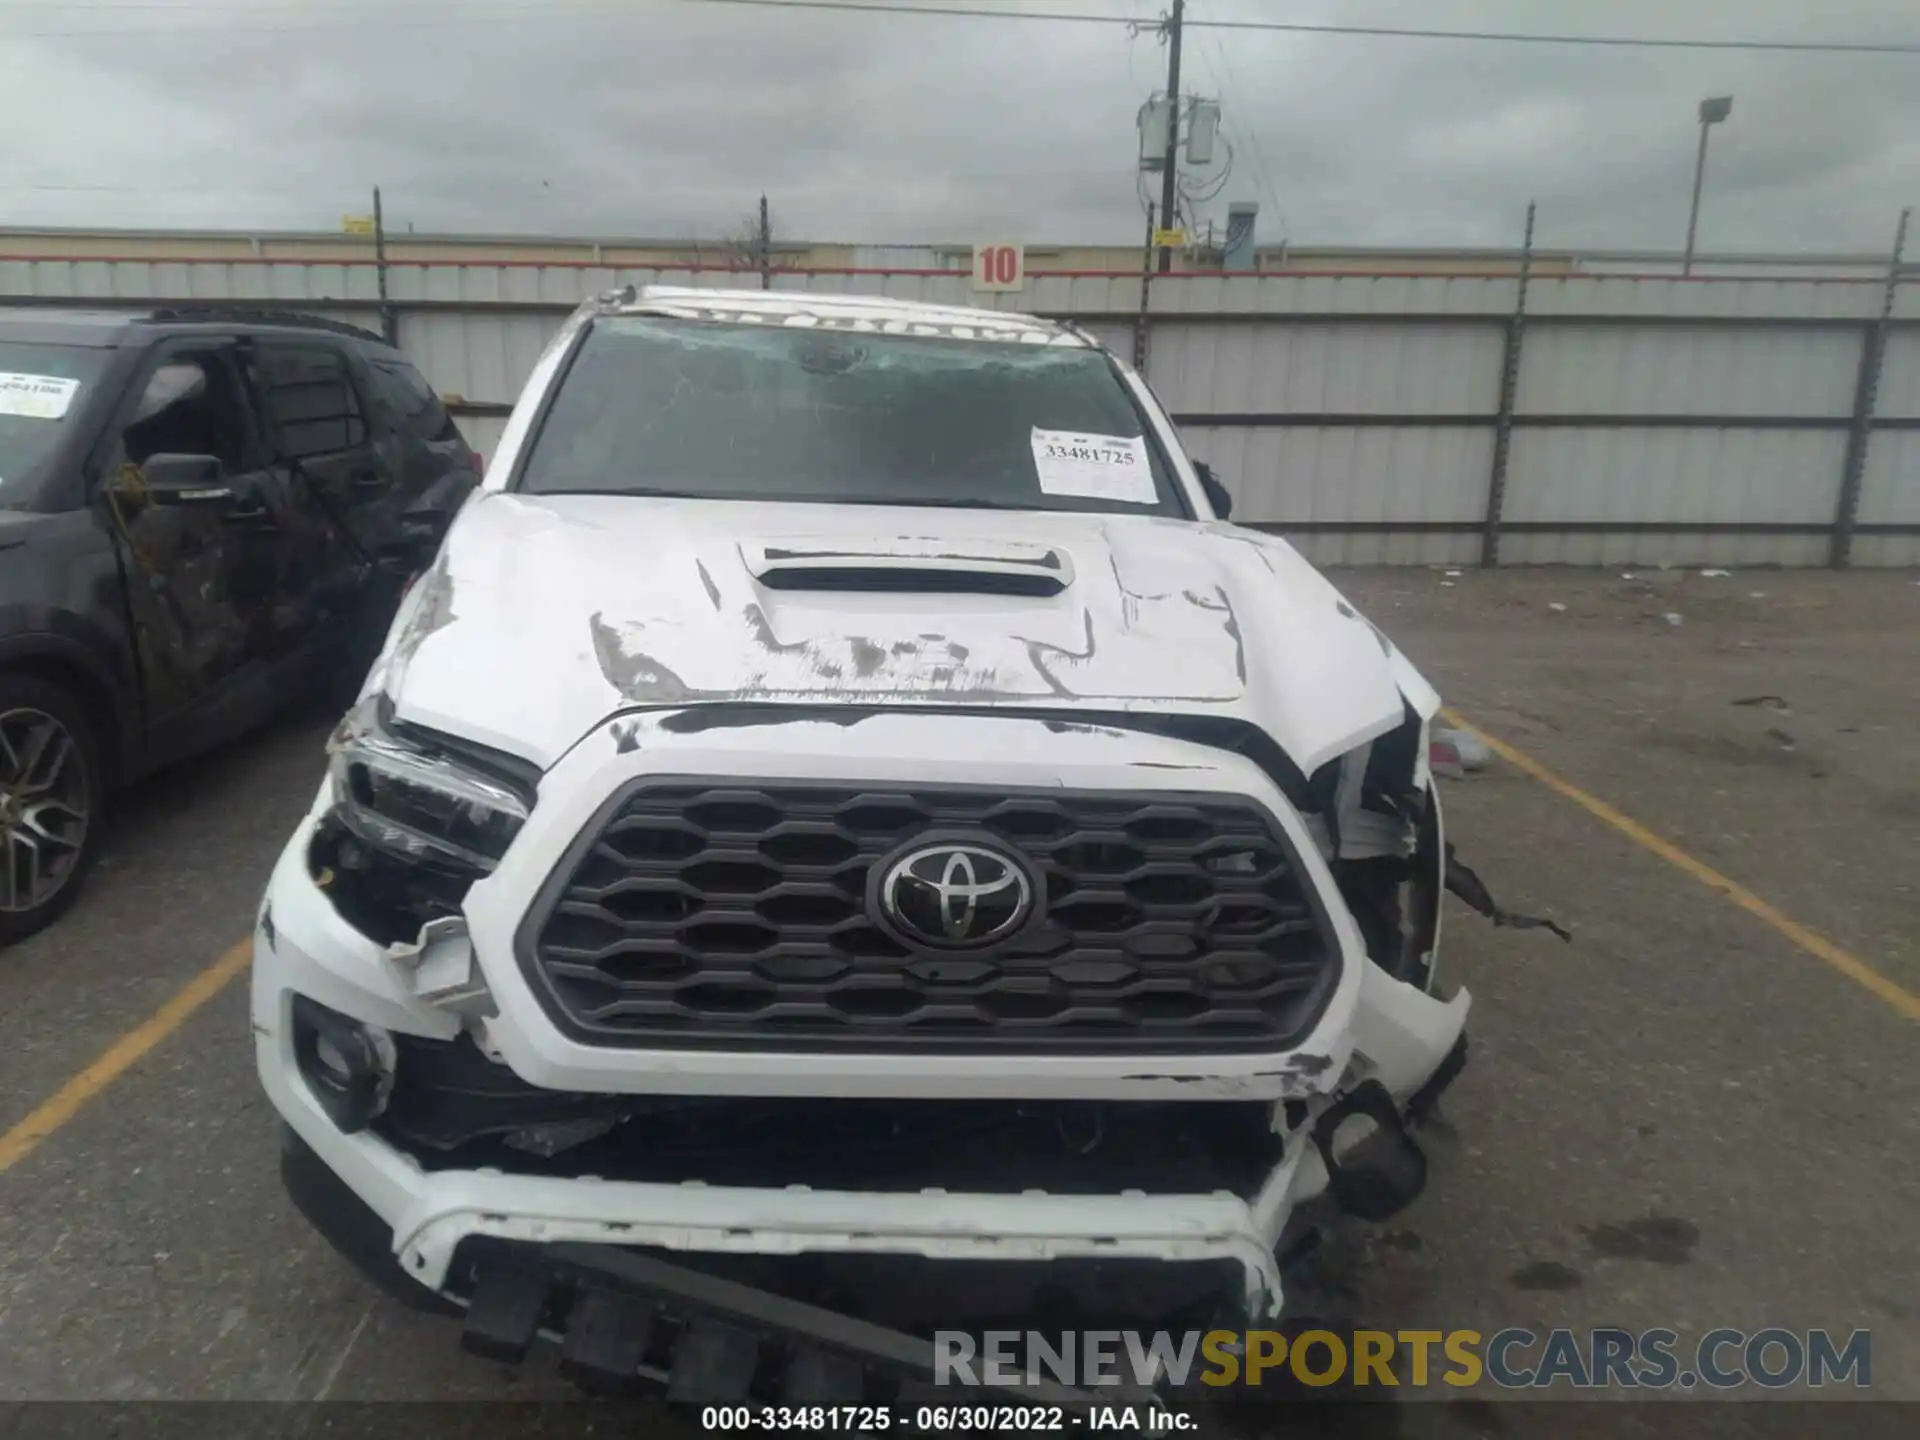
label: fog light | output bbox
[291,994,393,1134]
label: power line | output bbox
[1198,30,1283,237]
[691,0,1920,53]
[9,0,1920,54]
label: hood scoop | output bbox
[740,537,1075,597]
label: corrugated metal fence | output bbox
[3,244,1915,567]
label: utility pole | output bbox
[1157,0,1184,274]
[372,185,395,345]
[1682,95,1732,275]
[758,194,772,290]
[1134,201,1156,371]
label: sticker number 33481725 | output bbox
[1029,427,1157,505]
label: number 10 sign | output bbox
[971,243,1025,293]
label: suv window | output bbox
[366,355,458,443]
[122,353,253,471]
[0,341,109,500]
[515,316,1187,517]
[255,345,368,460]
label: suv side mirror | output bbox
[1193,461,1233,520]
[141,453,234,506]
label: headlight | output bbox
[327,693,531,873]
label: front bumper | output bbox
[254,709,1470,1319]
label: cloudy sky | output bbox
[0,0,1913,254]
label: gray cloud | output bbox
[0,0,1913,253]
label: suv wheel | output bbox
[0,675,105,946]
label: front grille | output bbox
[519,781,1340,1052]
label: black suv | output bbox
[0,308,477,942]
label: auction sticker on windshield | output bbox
[1030,427,1156,505]
[0,372,81,420]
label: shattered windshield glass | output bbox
[0,341,105,501]
[515,315,1189,516]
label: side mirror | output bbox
[141,453,233,506]
[1193,460,1233,520]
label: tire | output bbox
[279,1124,460,1316]
[0,673,107,947]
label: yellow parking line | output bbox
[0,937,253,1175]
[1440,707,1920,1025]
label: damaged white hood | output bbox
[379,493,1438,774]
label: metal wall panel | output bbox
[1505,428,1842,524]
[1856,429,1920,524]
[1848,534,1920,567]
[397,310,564,405]
[1,251,1909,565]
[1077,320,1136,357]
[1518,325,1861,417]
[1181,423,1490,570]
[1150,273,1515,316]
[1182,425,1491,525]
[1874,330,1920,418]
[453,412,511,462]
[0,258,384,304]
[1526,276,1883,321]
[1283,528,1484,568]
[1495,530,1830,567]
[1149,321,1501,415]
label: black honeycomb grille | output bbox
[519,782,1340,1053]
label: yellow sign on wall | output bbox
[1153,228,1187,248]
[341,216,377,236]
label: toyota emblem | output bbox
[877,841,1034,948]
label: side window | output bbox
[255,345,368,460]
[120,352,253,471]
[368,357,456,443]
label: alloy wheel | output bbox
[0,707,91,914]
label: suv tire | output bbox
[0,673,106,947]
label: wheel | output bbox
[0,674,106,946]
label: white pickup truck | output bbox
[251,287,1497,1401]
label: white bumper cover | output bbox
[254,710,1469,1316]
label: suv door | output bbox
[95,339,281,732]
[244,339,388,659]
[358,349,477,557]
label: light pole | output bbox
[1682,95,1733,275]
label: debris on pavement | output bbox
[1434,726,1493,772]
[1445,569,1463,578]
[1548,602,1567,613]
[1732,695,1791,712]
[1765,727,1797,752]
[1663,612,1684,626]
[1701,569,1732,578]
[1445,845,1572,942]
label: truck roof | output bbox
[614,285,1093,347]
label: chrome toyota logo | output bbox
[879,842,1033,948]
